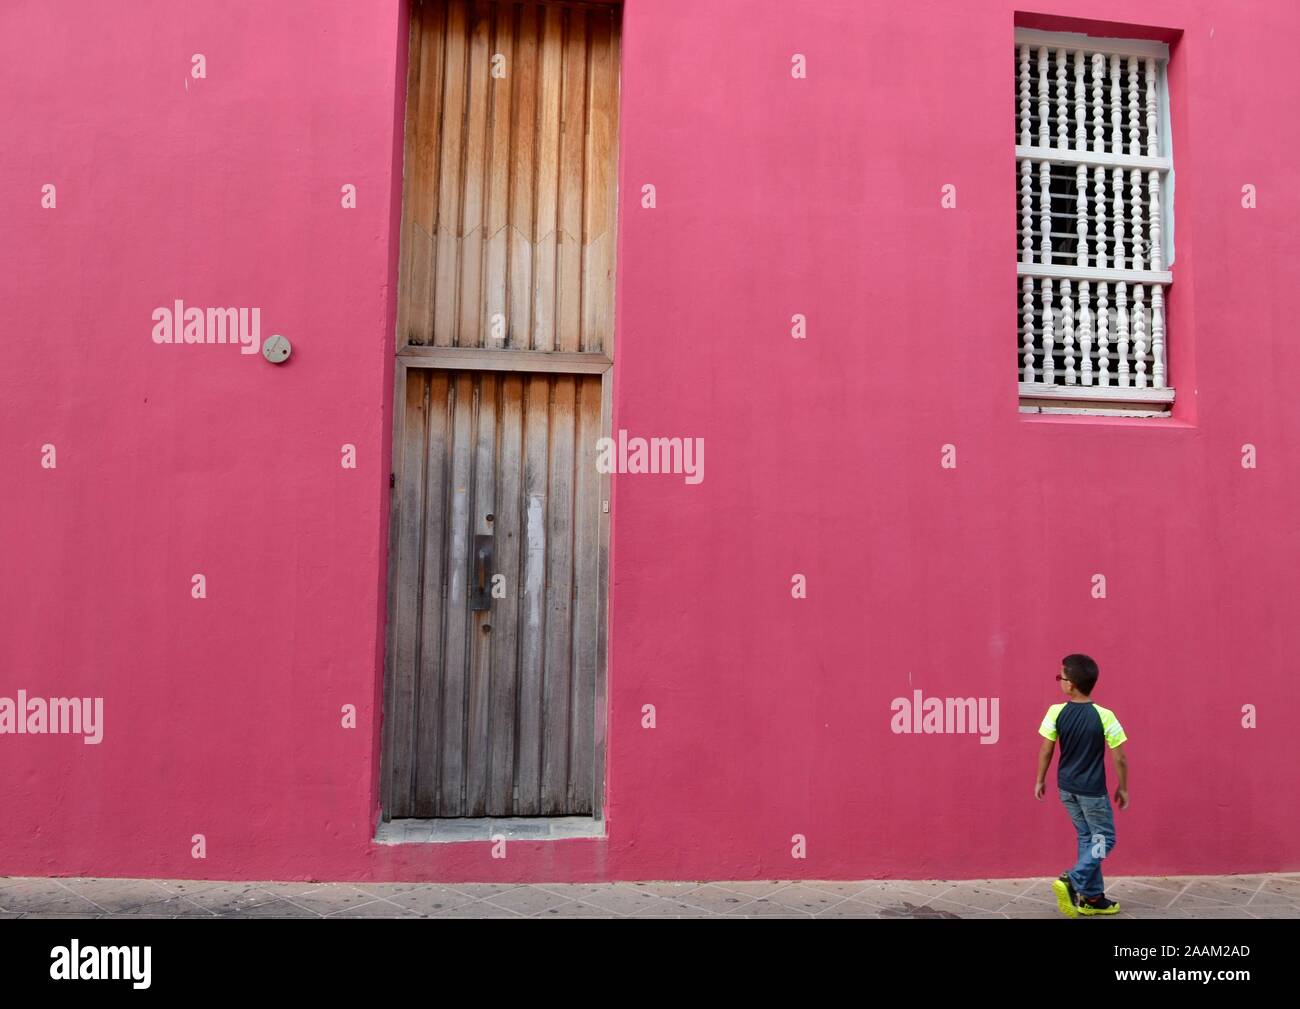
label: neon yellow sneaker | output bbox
[1052,876,1080,918]
[1078,894,1121,915]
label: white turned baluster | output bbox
[1131,168,1144,270]
[1062,279,1075,384]
[1074,49,1087,150]
[1020,160,1033,263]
[1040,161,1052,264]
[1146,60,1163,272]
[1038,47,1051,148]
[1116,282,1130,385]
[1128,57,1141,155]
[1042,278,1055,383]
[1094,165,1108,385]
[1096,282,1110,386]
[1076,165,1089,268]
[1056,49,1069,150]
[1133,284,1147,387]
[1112,165,1125,282]
[1110,54,1123,154]
[1022,277,1036,382]
[1110,56,1132,387]
[1075,149,1091,387]
[1019,46,1032,148]
[1091,53,1106,154]
[1151,284,1166,388]
[1079,282,1093,386]
[1094,166,1107,269]
[1146,57,1167,389]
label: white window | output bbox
[1016,29,1174,416]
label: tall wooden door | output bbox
[383,0,619,819]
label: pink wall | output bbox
[2,0,1297,883]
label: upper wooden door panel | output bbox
[397,0,621,356]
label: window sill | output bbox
[1019,382,1174,417]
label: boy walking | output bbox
[1035,654,1129,917]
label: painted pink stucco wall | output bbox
[2,0,1297,883]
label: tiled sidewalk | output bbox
[3,874,1297,918]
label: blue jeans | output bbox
[1060,789,1116,898]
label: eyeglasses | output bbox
[1055,674,1069,682]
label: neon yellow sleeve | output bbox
[1039,703,1066,741]
[1096,705,1128,748]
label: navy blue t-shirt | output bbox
[1039,701,1127,797]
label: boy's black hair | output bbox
[1062,654,1100,695]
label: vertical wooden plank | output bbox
[433,0,469,347]
[582,9,618,357]
[464,374,497,815]
[555,8,588,353]
[592,367,612,819]
[508,4,538,349]
[436,372,476,814]
[387,370,430,817]
[531,4,564,352]
[411,370,452,815]
[487,373,524,814]
[483,0,515,350]
[540,375,575,813]
[457,2,492,348]
[567,375,601,813]
[404,0,447,346]
[515,375,550,812]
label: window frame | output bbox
[1015,28,1175,418]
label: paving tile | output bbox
[324,899,423,918]
[706,880,795,899]
[442,883,525,900]
[274,884,390,916]
[674,883,770,914]
[939,884,1020,913]
[813,900,885,918]
[102,914,175,919]
[1124,908,1194,919]
[107,896,213,917]
[877,899,963,919]
[533,901,619,918]
[1100,882,1169,909]
[980,878,1041,899]
[1246,878,1300,904]
[481,886,577,916]
[370,886,477,916]
[147,879,232,898]
[1176,879,1262,906]
[21,912,105,919]
[727,900,815,918]
[251,881,341,898]
[535,884,675,916]
[1002,897,1067,917]
[1244,905,1300,919]
[430,900,526,918]
[620,881,712,900]
[57,878,185,913]
[180,884,283,915]
[1183,907,1260,919]
[228,898,323,918]
[747,884,850,915]
[840,881,930,910]
[0,880,101,915]
[1128,876,1190,894]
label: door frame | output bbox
[379,349,613,823]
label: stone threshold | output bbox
[376,816,605,844]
